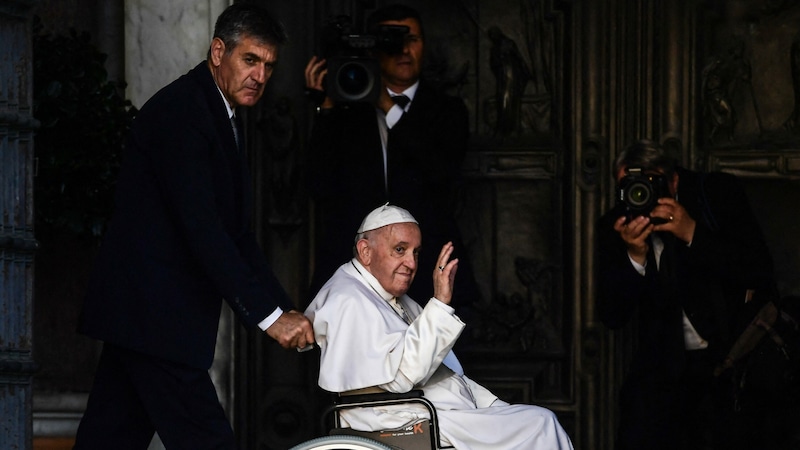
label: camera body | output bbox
[320,16,409,103]
[616,167,671,223]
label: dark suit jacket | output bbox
[307,80,476,305]
[596,167,777,380]
[79,62,293,369]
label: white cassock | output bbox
[304,259,574,450]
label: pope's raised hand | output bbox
[432,242,459,305]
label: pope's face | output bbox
[376,18,424,92]
[364,222,421,298]
[210,35,277,107]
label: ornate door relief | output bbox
[698,0,800,298]
[452,0,578,441]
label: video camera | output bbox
[616,167,671,224]
[320,15,410,103]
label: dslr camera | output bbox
[616,167,671,223]
[320,15,410,103]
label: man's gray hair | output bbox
[614,139,677,176]
[210,3,288,57]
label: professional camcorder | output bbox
[320,15,410,103]
[616,167,671,223]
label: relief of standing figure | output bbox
[488,26,531,137]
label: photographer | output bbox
[303,4,479,310]
[596,139,780,450]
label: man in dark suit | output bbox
[74,4,314,449]
[596,139,779,450]
[303,4,479,309]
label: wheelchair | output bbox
[290,389,452,450]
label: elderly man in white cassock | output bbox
[304,204,574,450]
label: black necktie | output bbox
[231,115,243,153]
[658,232,676,283]
[391,94,410,109]
[654,232,681,309]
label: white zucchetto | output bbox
[356,203,418,234]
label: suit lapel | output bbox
[190,62,251,233]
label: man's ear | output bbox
[209,37,226,67]
[356,239,371,265]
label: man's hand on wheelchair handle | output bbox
[266,310,315,350]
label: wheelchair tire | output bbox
[288,434,395,450]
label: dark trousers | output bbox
[74,343,236,450]
[617,350,747,450]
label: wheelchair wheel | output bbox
[288,435,394,450]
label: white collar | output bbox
[387,80,419,102]
[215,84,235,119]
[350,258,393,302]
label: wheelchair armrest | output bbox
[324,389,442,449]
[334,389,424,405]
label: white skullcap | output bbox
[356,203,418,234]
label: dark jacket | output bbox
[79,62,293,369]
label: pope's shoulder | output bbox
[307,264,371,310]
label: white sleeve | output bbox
[257,307,283,331]
[379,299,465,392]
[628,253,647,276]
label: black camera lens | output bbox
[616,168,670,222]
[337,61,374,97]
[626,182,651,207]
[326,56,380,103]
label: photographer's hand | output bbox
[304,56,334,109]
[652,198,696,244]
[614,215,652,266]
